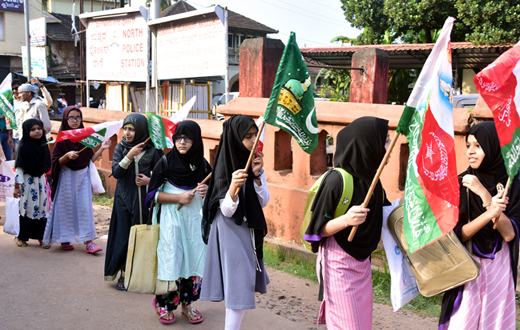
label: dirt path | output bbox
[93,203,439,329]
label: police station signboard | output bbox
[85,11,148,82]
[155,13,226,80]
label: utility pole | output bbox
[23,0,32,80]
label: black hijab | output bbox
[202,115,266,256]
[154,120,207,189]
[51,106,94,198]
[120,113,152,152]
[15,119,50,177]
[306,116,389,259]
[458,121,516,254]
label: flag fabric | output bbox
[474,41,520,180]
[255,116,266,152]
[147,95,196,149]
[396,17,460,253]
[0,73,18,130]
[264,32,318,154]
[54,120,123,148]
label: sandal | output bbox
[115,277,125,291]
[14,237,28,247]
[61,243,74,251]
[182,308,203,324]
[153,299,176,324]
[85,242,102,254]
[39,240,51,249]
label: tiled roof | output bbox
[301,42,514,70]
[46,12,80,42]
[160,1,277,35]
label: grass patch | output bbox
[263,242,442,318]
[92,194,114,207]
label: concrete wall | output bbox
[0,0,40,55]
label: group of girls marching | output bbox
[103,113,268,328]
[13,106,108,254]
[14,107,517,329]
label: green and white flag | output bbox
[54,120,123,148]
[264,32,318,154]
[0,73,17,130]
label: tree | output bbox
[146,0,176,12]
[340,0,520,45]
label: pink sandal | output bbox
[86,242,102,254]
[153,299,175,324]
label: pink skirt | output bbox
[317,236,373,330]
[447,241,516,330]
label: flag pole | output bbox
[232,120,266,197]
[493,176,511,229]
[177,173,212,210]
[348,132,400,242]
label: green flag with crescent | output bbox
[264,32,318,154]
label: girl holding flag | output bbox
[104,113,162,290]
[439,121,520,329]
[303,117,390,330]
[43,106,110,253]
[147,120,211,324]
[12,119,51,248]
[200,115,269,330]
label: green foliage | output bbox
[92,194,114,207]
[330,35,358,46]
[315,68,351,102]
[263,242,318,282]
[146,0,175,11]
[340,0,519,45]
[387,69,418,105]
[455,0,520,45]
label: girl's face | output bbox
[29,124,43,140]
[242,126,258,151]
[124,126,135,143]
[67,110,82,129]
[466,134,485,169]
[174,134,193,154]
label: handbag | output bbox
[3,197,19,236]
[89,161,105,194]
[387,204,481,297]
[125,174,177,295]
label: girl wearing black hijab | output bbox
[43,106,111,253]
[439,121,519,329]
[104,113,162,290]
[199,115,270,330]
[146,120,210,324]
[304,116,390,330]
[12,119,51,248]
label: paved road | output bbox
[0,232,307,330]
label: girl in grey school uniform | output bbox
[200,115,270,330]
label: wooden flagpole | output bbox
[232,120,266,197]
[348,133,400,242]
[177,173,212,210]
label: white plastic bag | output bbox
[89,161,105,194]
[381,199,419,311]
[0,160,16,202]
[3,197,20,236]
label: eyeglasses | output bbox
[67,116,82,122]
[173,135,193,143]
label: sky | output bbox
[134,0,361,48]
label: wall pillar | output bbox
[239,38,285,98]
[350,48,389,104]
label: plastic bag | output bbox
[89,161,105,194]
[381,199,419,311]
[0,160,16,202]
[3,197,20,236]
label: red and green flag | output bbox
[474,41,520,180]
[54,120,123,148]
[146,95,195,149]
[0,73,18,130]
[264,32,318,154]
[396,17,460,253]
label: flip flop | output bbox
[159,311,175,324]
[182,308,204,324]
[115,278,125,291]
